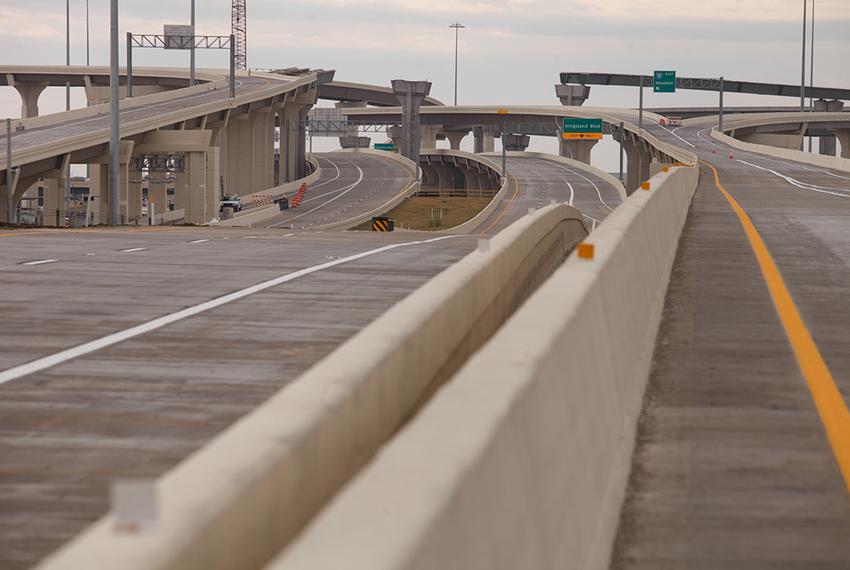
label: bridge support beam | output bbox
[278,93,315,183]
[147,178,168,222]
[392,80,432,167]
[819,136,837,156]
[9,81,48,118]
[473,126,495,154]
[738,132,804,150]
[832,129,850,159]
[420,125,442,150]
[446,131,467,150]
[555,84,591,107]
[559,138,598,164]
[623,137,651,195]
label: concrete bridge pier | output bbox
[555,84,591,107]
[446,131,467,150]
[559,138,598,164]
[392,80,432,167]
[147,179,168,221]
[623,136,651,195]
[420,125,442,150]
[278,98,313,183]
[88,141,134,224]
[831,129,850,159]
[473,126,495,153]
[10,82,48,118]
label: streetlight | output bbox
[86,0,90,66]
[109,0,120,225]
[800,0,807,113]
[809,0,815,152]
[449,23,465,106]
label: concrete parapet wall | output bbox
[36,204,588,570]
[713,129,850,173]
[271,165,699,570]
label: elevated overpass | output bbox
[1,66,333,225]
[1,67,849,570]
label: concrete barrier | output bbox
[37,205,589,570]
[270,164,699,570]
[712,129,850,174]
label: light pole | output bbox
[449,23,465,106]
[800,0,807,113]
[809,0,815,152]
[86,0,90,66]
[110,0,120,225]
[190,0,196,85]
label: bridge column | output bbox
[819,136,837,156]
[559,138,598,164]
[421,125,441,150]
[392,80,432,167]
[387,126,402,150]
[555,84,591,107]
[446,131,467,150]
[832,129,850,159]
[10,82,49,118]
[251,108,275,192]
[41,179,65,227]
[127,174,143,225]
[173,150,216,224]
[279,98,314,183]
[623,137,651,195]
[473,126,495,153]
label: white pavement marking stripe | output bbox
[21,259,58,266]
[120,247,147,253]
[736,160,850,198]
[269,163,366,228]
[189,239,210,244]
[0,235,463,386]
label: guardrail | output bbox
[36,204,588,570]
[270,164,700,570]
[712,129,850,173]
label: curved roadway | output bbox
[261,152,413,230]
[612,118,850,568]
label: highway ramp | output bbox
[259,152,413,230]
[612,121,850,568]
[477,155,623,236]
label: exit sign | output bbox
[654,70,676,93]
[562,117,603,140]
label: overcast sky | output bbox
[1,0,848,166]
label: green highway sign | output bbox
[562,117,603,140]
[374,143,397,151]
[654,70,676,93]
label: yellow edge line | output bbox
[704,159,850,494]
[479,175,520,235]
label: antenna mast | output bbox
[231,0,247,69]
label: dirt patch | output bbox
[354,196,491,231]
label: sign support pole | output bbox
[618,121,624,183]
[638,75,644,132]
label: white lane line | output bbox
[745,153,850,182]
[0,235,463,386]
[120,247,147,253]
[654,123,696,148]
[736,159,850,198]
[545,160,614,211]
[268,163,366,228]
[310,156,343,190]
[189,239,210,244]
[21,259,58,266]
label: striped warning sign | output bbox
[371,217,394,232]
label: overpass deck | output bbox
[612,122,850,567]
[0,152,613,569]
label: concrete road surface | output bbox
[260,152,413,230]
[612,121,850,569]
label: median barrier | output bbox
[37,204,589,570]
[712,129,850,173]
[270,164,699,570]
